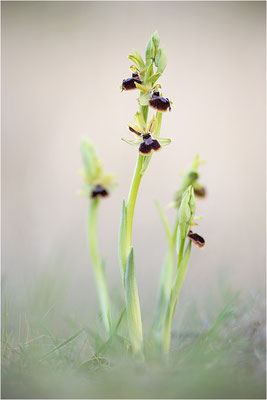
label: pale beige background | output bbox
[2,1,266,315]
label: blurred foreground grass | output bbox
[1,271,266,399]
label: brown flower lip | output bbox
[194,187,206,198]
[149,92,171,112]
[91,185,109,199]
[122,73,142,91]
[139,133,161,155]
[187,230,205,248]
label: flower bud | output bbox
[177,186,196,240]
[145,36,155,65]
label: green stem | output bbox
[125,154,143,255]
[153,212,179,339]
[163,240,192,354]
[88,198,112,334]
[125,104,149,255]
[122,105,149,356]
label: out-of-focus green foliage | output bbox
[2,272,265,399]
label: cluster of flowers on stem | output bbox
[121,31,172,157]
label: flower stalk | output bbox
[80,138,116,335]
[119,31,171,356]
[88,198,112,334]
[153,157,206,353]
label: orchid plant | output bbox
[80,31,206,358]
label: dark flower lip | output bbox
[122,75,142,91]
[149,95,171,112]
[187,230,205,248]
[91,185,109,199]
[194,187,206,197]
[139,133,161,155]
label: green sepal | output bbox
[156,46,167,74]
[118,200,127,282]
[125,248,143,354]
[134,82,150,93]
[158,137,171,146]
[121,138,140,147]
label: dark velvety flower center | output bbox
[187,230,205,248]
[139,133,161,155]
[91,185,109,199]
[122,75,142,91]
[149,95,171,112]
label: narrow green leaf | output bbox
[95,308,126,357]
[40,328,84,360]
[118,200,127,282]
[125,248,143,354]
[163,241,192,353]
[154,200,172,244]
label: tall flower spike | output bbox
[122,113,171,156]
[80,138,117,199]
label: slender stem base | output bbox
[88,199,112,334]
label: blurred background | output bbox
[2,1,265,321]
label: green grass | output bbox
[1,272,265,399]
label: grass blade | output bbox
[40,328,84,360]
